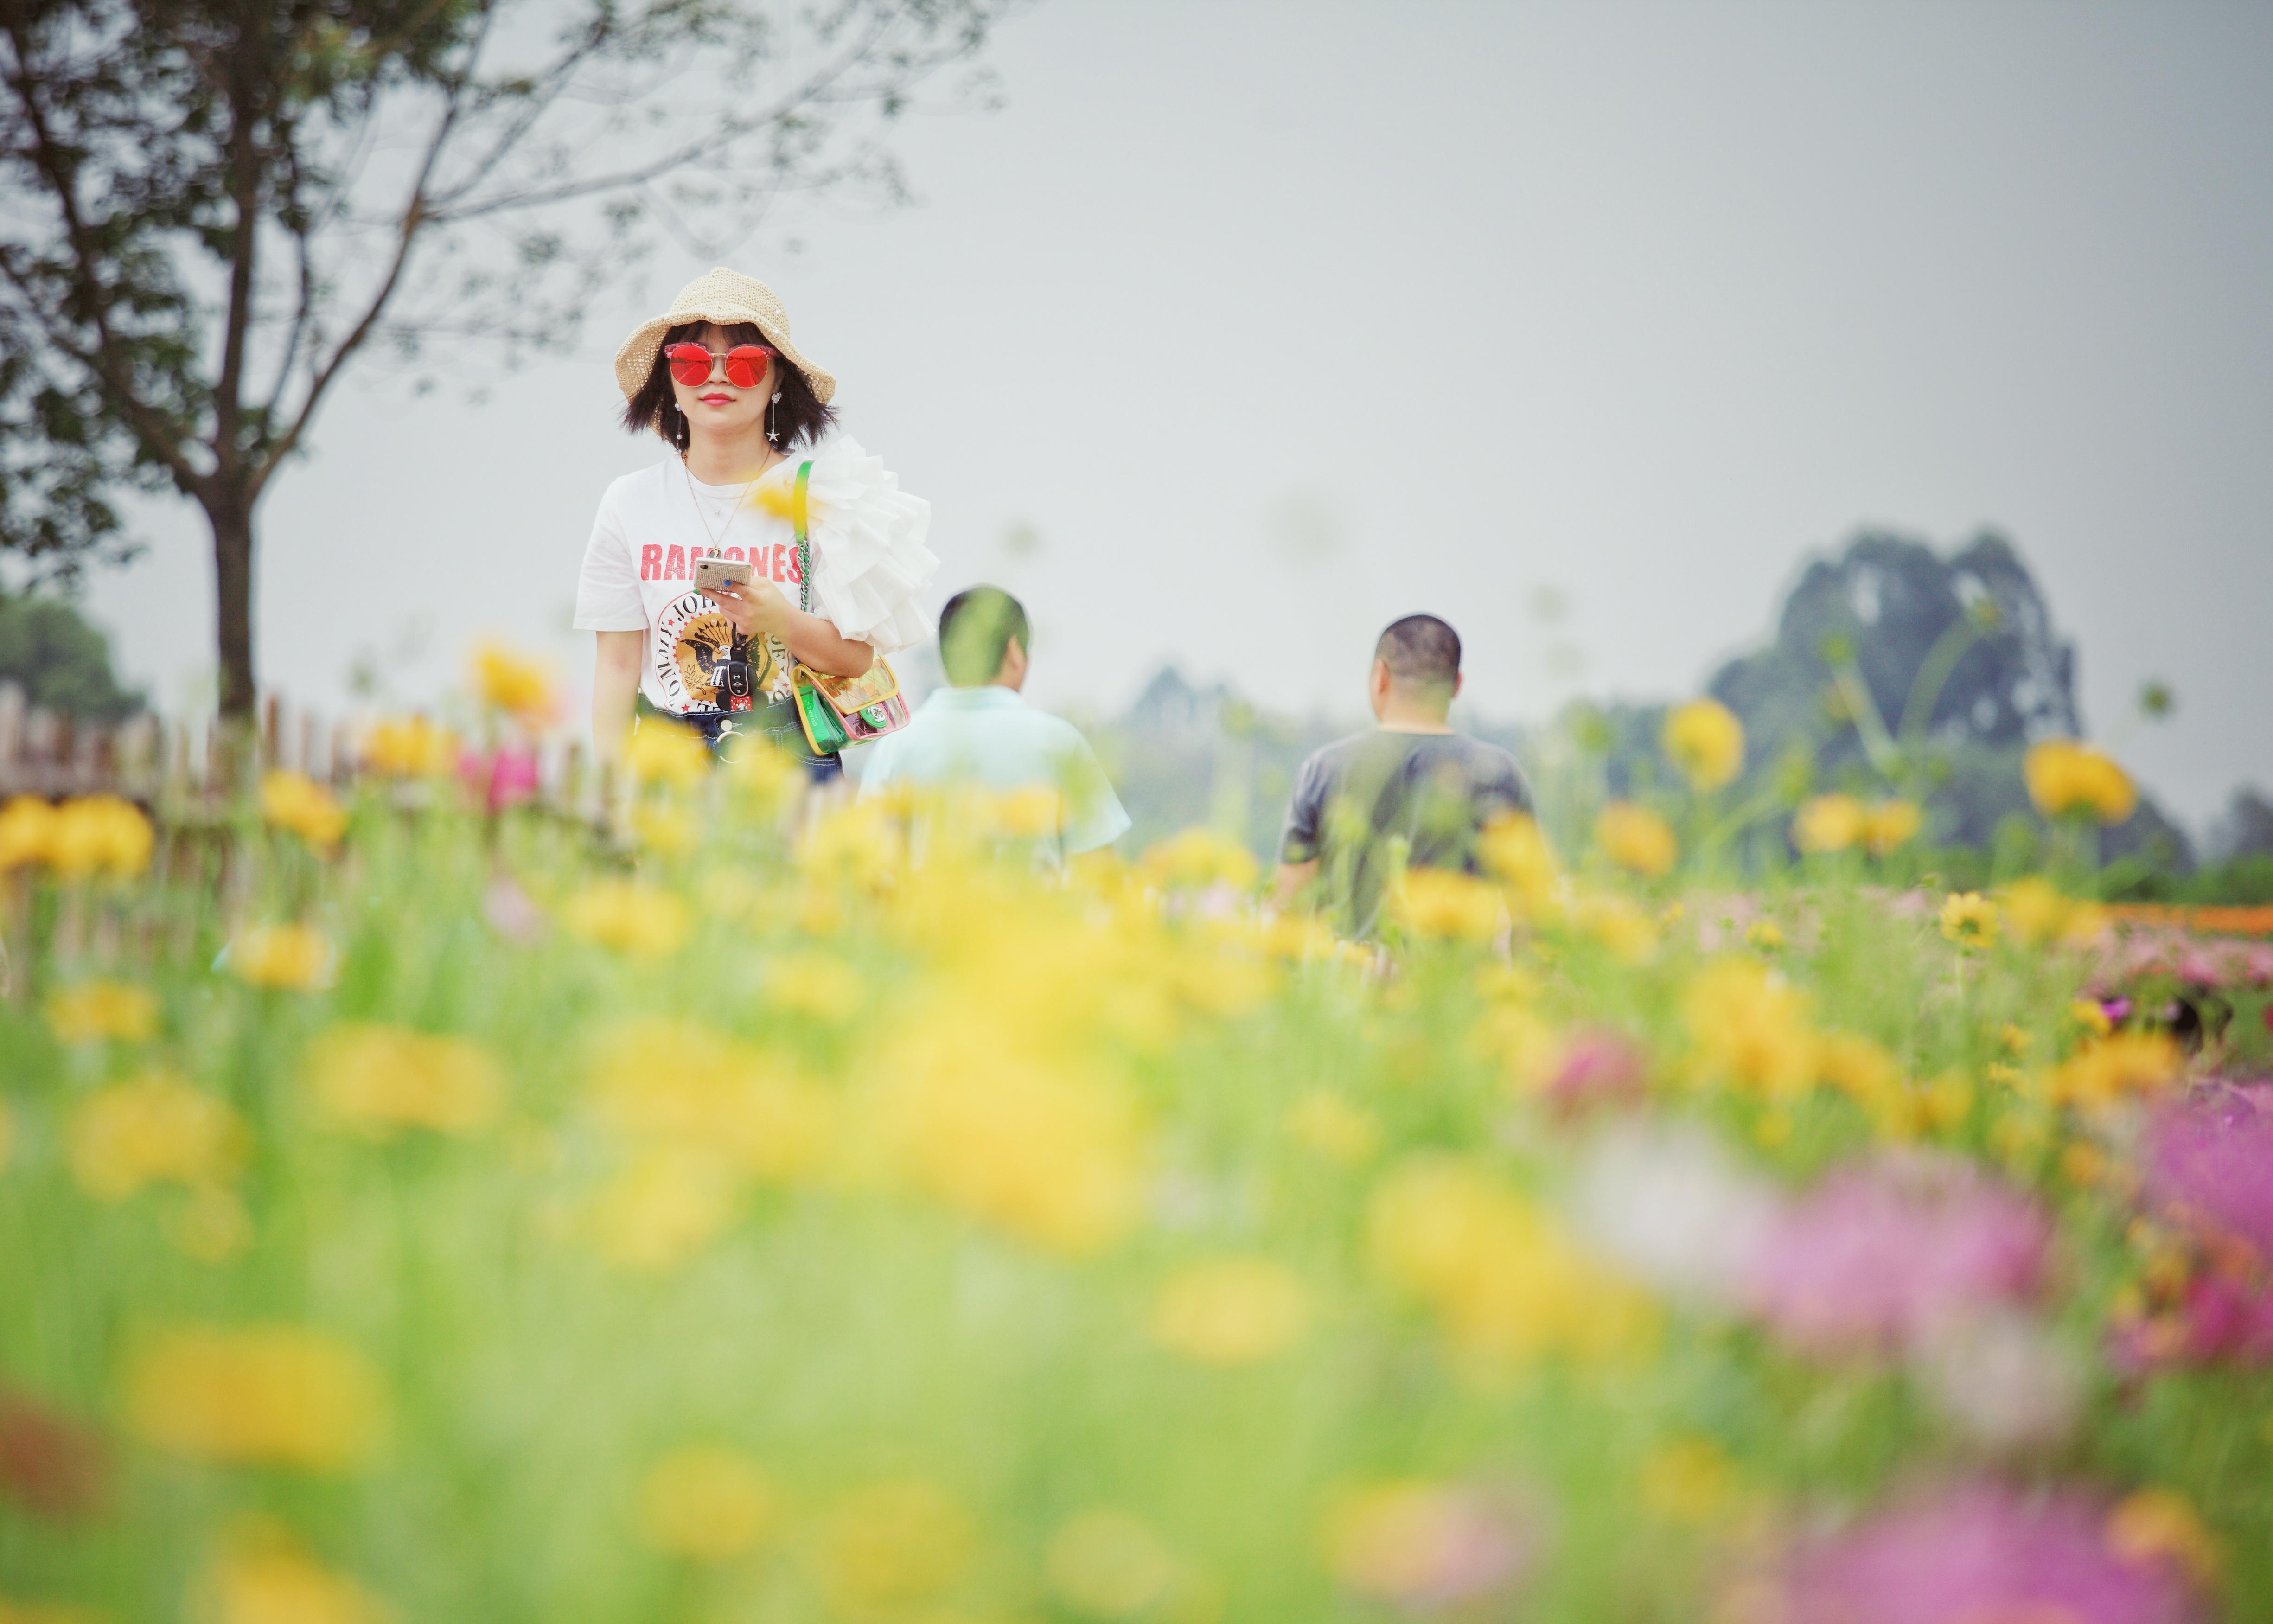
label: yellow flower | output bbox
[124,1324,387,1471]
[764,952,863,1017]
[1638,1435,1739,1525]
[1938,891,1999,947]
[260,770,348,851]
[198,1520,392,1624]
[1366,1158,1656,1364]
[1388,868,1504,943]
[1924,1069,1973,1131]
[2105,1487,2222,1587]
[69,1069,247,1200]
[46,796,153,880]
[1471,1003,1562,1092]
[2047,1031,2182,1111]
[1662,698,1744,791]
[1571,893,1660,964]
[1745,919,1785,951]
[305,1023,505,1138]
[1989,1111,2051,1172]
[1286,1091,1380,1164]
[2070,998,2114,1038]
[1809,1032,1900,1105]
[2060,1141,2108,1187]
[635,1445,779,1561]
[1861,799,1922,855]
[990,783,1064,840]
[1477,814,1558,918]
[872,1046,1144,1255]
[1792,794,1865,854]
[629,800,698,857]
[1683,960,1817,1100]
[46,979,159,1043]
[627,719,708,791]
[1141,828,1258,893]
[1594,802,1676,879]
[2024,740,2136,823]
[1046,1510,1184,1620]
[723,736,797,816]
[562,881,691,957]
[361,715,457,777]
[2000,1023,2033,1055]
[230,923,333,989]
[590,1145,743,1270]
[798,797,903,881]
[168,1183,255,1264]
[0,795,59,870]
[811,1480,976,1622]
[1149,1257,1310,1365]
[471,641,556,725]
[585,1017,830,1180]
[1998,877,2107,947]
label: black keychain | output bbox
[717,630,756,713]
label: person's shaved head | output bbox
[1374,614,1462,692]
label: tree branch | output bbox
[0,19,208,497]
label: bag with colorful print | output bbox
[788,460,913,755]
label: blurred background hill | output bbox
[1074,530,2269,902]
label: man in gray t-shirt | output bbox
[1274,614,1532,938]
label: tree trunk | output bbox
[210,492,257,721]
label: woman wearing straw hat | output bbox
[575,267,937,781]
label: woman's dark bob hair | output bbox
[620,320,837,454]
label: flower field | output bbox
[3,706,2272,1623]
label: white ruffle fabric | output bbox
[796,436,937,657]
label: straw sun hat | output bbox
[612,266,837,409]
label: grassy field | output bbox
[1,709,2268,1624]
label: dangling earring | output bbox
[766,391,783,446]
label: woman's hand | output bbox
[700,577,794,641]
[701,581,874,678]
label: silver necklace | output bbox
[682,458,763,553]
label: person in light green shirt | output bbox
[856,586,1130,864]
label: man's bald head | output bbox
[1375,614,1462,697]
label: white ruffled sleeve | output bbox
[800,436,938,657]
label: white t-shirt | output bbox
[572,437,938,716]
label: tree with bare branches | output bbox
[0,0,1014,718]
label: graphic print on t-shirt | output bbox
[651,590,791,714]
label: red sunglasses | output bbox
[664,343,774,390]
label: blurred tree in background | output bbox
[0,589,141,718]
[0,0,1016,720]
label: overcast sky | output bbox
[84,0,2273,831]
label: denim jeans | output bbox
[678,705,843,784]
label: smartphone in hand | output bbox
[694,557,754,595]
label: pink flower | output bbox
[1542,1029,1647,1117]
[1773,1482,2199,1624]
[2144,1082,2273,1257]
[1324,1480,1545,1613]
[1746,1154,2051,1356]
[460,747,541,814]
[2174,948,2224,987]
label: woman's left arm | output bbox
[704,580,873,677]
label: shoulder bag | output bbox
[789,460,914,755]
